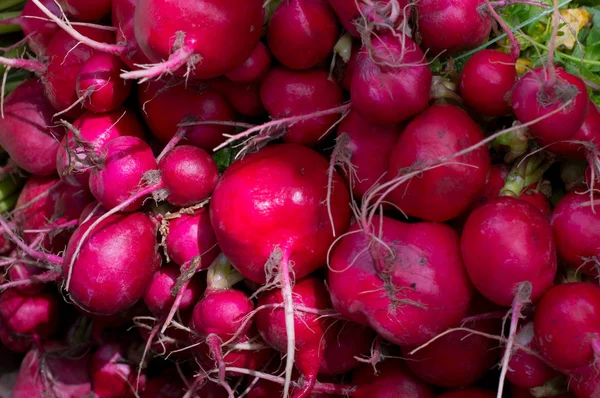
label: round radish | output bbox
[143,264,204,316]
[7,262,46,296]
[165,208,220,268]
[319,321,375,376]
[210,79,266,117]
[59,0,112,21]
[549,101,600,159]
[352,360,435,398]
[461,197,557,306]
[91,343,146,398]
[225,42,272,83]
[77,54,133,113]
[19,0,62,56]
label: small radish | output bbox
[210,79,266,117]
[260,67,344,146]
[387,104,491,222]
[59,0,112,21]
[551,191,600,276]
[351,31,432,125]
[267,0,339,70]
[328,216,473,347]
[158,145,219,207]
[0,80,65,176]
[460,50,517,117]
[4,0,61,56]
[534,282,600,370]
[225,42,272,83]
[319,321,375,376]
[461,196,557,307]
[416,0,492,55]
[91,343,146,398]
[76,54,133,113]
[550,101,600,159]
[352,360,435,398]
[512,67,589,146]
[88,136,157,211]
[7,262,47,296]
[143,264,204,316]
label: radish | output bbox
[112,0,135,27]
[350,31,432,125]
[0,289,59,349]
[225,42,272,83]
[551,192,600,276]
[7,262,46,295]
[56,108,146,189]
[91,343,146,397]
[352,360,435,398]
[461,196,556,307]
[327,0,411,38]
[88,136,157,211]
[138,80,235,151]
[319,321,375,376]
[143,264,204,316]
[438,389,496,398]
[387,104,490,222]
[59,0,112,21]
[550,101,600,159]
[267,0,339,70]
[0,80,65,176]
[400,316,501,388]
[256,277,335,397]
[6,0,61,56]
[328,216,473,346]
[416,0,492,55]
[460,50,517,117]
[130,0,264,80]
[63,212,161,315]
[534,282,600,370]
[567,363,600,398]
[158,145,219,207]
[512,67,589,146]
[76,53,133,113]
[210,78,266,117]
[12,344,92,398]
[164,208,220,268]
[260,67,344,146]
[507,322,559,389]
[335,110,401,199]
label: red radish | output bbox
[59,0,111,21]
[0,289,59,345]
[256,277,334,397]
[416,0,492,55]
[78,201,108,225]
[56,108,146,189]
[7,262,46,295]
[63,212,160,315]
[158,145,219,207]
[88,136,157,211]
[225,42,272,83]
[12,345,92,398]
[0,80,65,176]
[115,13,152,69]
[132,0,264,79]
[91,343,146,398]
[507,322,559,388]
[512,68,589,146]
[0,324,31,353]
[328,216,472,346]
[14,0,61,56]
[267,0,339,70]
[210,143,351,284]
[260,67,344,146]
[165,208,220,268]
[388,104,490,222]
[112,0,135,27]
[352,360,435,398]
[567,363,600,398]
[520,191,553,220]
[550,101,600,159]
[460,50,517,117]
[438,388,496,398]
[319,321,375,375]
[77,54,133,113]
[351,31,432,125]
[143,264,204,315]
[335,111,401,199]
[400,316,501,388]
[327,0,411,37]
[138,80,235,151]
[534,282,600,370]
[211,79,266,117]
[461,196,556,306]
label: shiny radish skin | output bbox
[77,54,133,113]
[387,104,491,222]
[328,217,473,347]
[460,50,517,117]
[260,67,343,146]
[165,208,220,268]
[210,144,351,284]
[416,0,492,56]
[143,264,205,316]
[550,101,600,159]
[350,32,432,125]
[534,282,600,370]
[134,0,264,79]
[551,192,600,276]
[512,67,589,146]
[352,360,435,398]
[461,197,557,307]
[267,0,340,70]
[63,212,161,316]
[190,289,254,339]
[225,42,272,83]
[336,111,401,199]
[0,80,65,176]
[59,0,112,21]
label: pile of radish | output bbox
[0,0,598,396]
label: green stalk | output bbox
[0,11,21,35]
[0,0,24,13]
[0,192,18,213]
